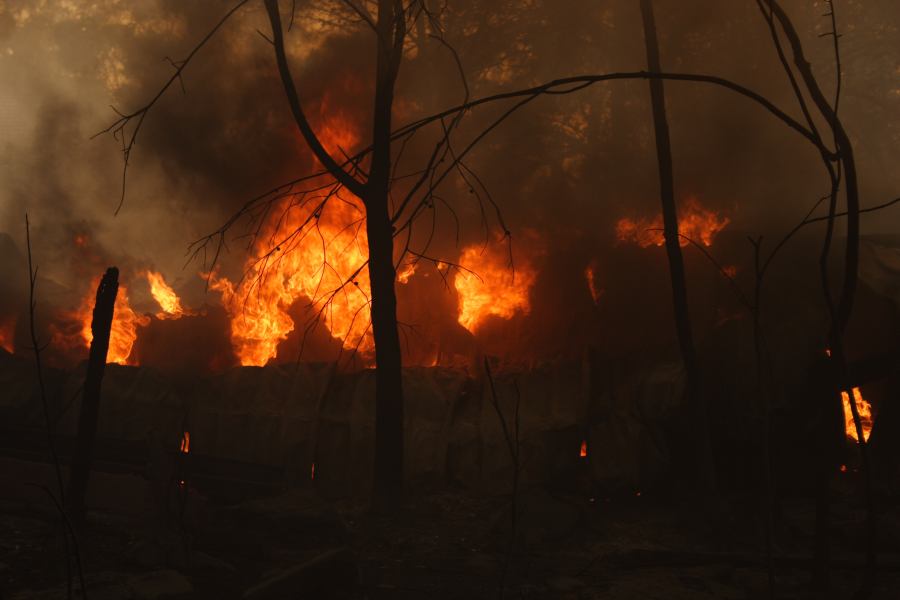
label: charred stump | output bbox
[67,267,119,521]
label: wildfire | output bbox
[179,431,190,454]
[580,440,588,458]
[454,242,537,333]
[615,196,729,248]
[146,271,185,318]
[211,113,373,366]
[68,277,149,365]
[841,387,873,443]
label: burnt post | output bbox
[67,267,119,520]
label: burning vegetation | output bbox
[454,241,538,333]
[208,114,375,367]
[615,196,730,248]
[51,277,149,366]
[1,1,899,599]
[147,271,186,319]
[842,387,874,443]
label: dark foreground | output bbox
[2,456,898,600]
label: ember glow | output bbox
[454,242,537,333]
[841,387,873,443]
[0,318,14,354]
[211,116,373,367]
[615,196,730,248]
[179,431,190,454]
[147,271,185,318]
[580,440,588,458]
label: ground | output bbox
[1,461,897,599]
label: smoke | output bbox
[0,0,897,367]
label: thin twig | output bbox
[25,215,87,599]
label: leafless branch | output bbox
[95,0,251,215]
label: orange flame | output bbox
[397,261,416,284]
[616,196,729,248]
[584,265,603,305]
[67,277,149,365]
[454,242,537,333]
[179,431,190,454]
[824,349,874,443]
[146,271,184,318]
[580,440,588,458]
[211,114,373,366]
[841,387,873,443]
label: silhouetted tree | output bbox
[638,0,715,493]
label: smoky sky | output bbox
[0,0,898,326]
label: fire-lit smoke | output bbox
[616,196,730,248]
[54,277,149,365]
[146,271,185,319]
[842,387,873,443]
[454,242,537,333]
[210,113,375,367]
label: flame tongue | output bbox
[210,189,373,367]
[842,387,873,443]
[147,271,185,318]
[616,196,729,248]
[584,265,603,305]
[203,107,378,367]
[454,242,537,333]
[397,261,416,284]
[69,277,149,365]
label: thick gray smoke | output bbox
[0,0,897,367]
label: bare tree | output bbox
[25,215,87,599]
[638,0,715,494]
[260,0,408,509]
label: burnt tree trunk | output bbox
[67,267,119,520]
[761,2,872,591]
[367,0,406,511]
[638,0,715,491]
[264,0,406,508]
